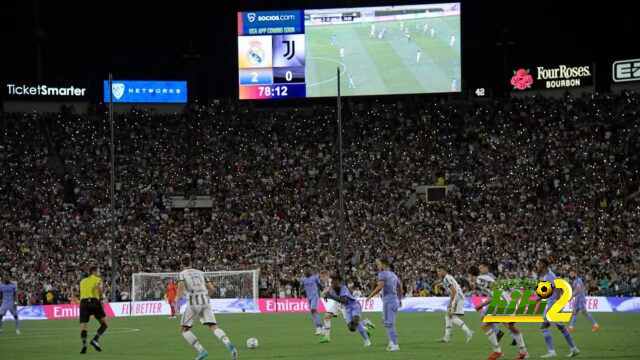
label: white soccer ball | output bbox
[246,337,259,349]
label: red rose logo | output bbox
[510,68,533,90]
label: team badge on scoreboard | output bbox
[238,35,273,69]
[272,34,305,68]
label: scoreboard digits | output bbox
[238,11,306,99]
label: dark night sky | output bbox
[2,0,637,99]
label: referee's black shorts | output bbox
[79,298,106,323]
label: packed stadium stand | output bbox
[2,92,639,305]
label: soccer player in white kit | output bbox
[370,24,376,38]
[450,34,456,47]
[348,75,355,89]
[416,50,421,64]
[175,256,238,360]
[436,265,474,343]
[340,47,345,58]
[468,265,528,360]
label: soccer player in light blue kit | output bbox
[366,258,403,352]
[568,269,600,333]
[537,259,580,358]
[300,266,324,335]
[0,274,21,335]
[323,275,371,347]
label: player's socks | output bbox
[214,328,231,346]
[214,327,237,358]
[81,330,88,348]
[585,313,597,326]
[444,315,452,340]
[484,329,501,353]
[384,324,398,345]
[80,347,87,354]
[513,332,527,354]
[452,317,473,341]
[559,328,576,349]
[13,315,20,332]
[569,313,577,327]
[323,319,331,339]
[491,324,500,334]
[182,331,205,352]
[93,323,107,342]
[496,329,505,342]
[356,323,369,341]
[541,328,554,352]
[312,312,322,328]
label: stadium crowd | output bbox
[1,91,639,305]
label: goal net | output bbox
[132,270,259,314]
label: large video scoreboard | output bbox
[237,11,306,99]
[238,3,461,100]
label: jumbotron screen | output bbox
[237,3,461,99]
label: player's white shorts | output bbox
[326,299,345,318]
[181,302,217,327]
[450,296,465,315]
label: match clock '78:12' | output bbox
[259,85,288,97]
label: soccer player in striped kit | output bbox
[468,265,528,360]
[176,256,238,360]
[437,265,474,343]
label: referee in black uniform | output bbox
[79,266,108,354]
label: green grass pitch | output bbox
[2,312,639,359]
[305,17,461,97]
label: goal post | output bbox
[131,270,260,314]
